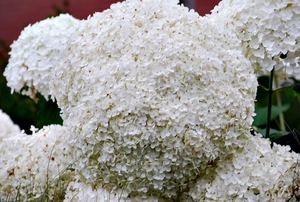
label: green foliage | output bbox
[285,83,300,98]
[292,83,300,94]
[253,73,300,152]
[253,104,290,126]
[0,60,62,133]
[256,127,289,140]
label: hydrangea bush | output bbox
[64,176,161,202]
[0,125,73,201]
[50,0,256,199]
[1,0,300,201]
[189,132,300,201]
[209,0,300,78]
[3,14,80,100]
[0,110,20,141]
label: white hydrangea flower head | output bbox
[0,125,74,200]
[64,177,163,202]
[189,131,300,201]
[4,14,81,100]
[50,0,257,199]
[209,0,300,77]
[0,109,20,140]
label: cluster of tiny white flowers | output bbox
[0,109,20,140]
[64,176,162,202]
[209,0,300,78]
[2,0,300,201]
[49,0,257,199]
[0,125,73,201]
[3,14,81,99]
[188,131,300,201]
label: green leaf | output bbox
[253,104,290,126]
[285,84,300,98]
[292,83,300,94]
[256,128,287,140]
[34,94,62,128]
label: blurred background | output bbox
[1,0,299,153]
[0,0,220,46]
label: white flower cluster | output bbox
[0,125,73,201]
[49,0,257,199]
[4,14,81,100]
[209,0,300,78]
[189,131,300,201]
[64,176,162,202]
[0,109,20,140]
[2,0,300,201]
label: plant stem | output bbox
[259,83,290,92]
[266,68,274,139]
[273,85,290,92]
[258,84,269,92]
[274,73,286,131]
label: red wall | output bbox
[0,0,220,46]
[195,0,220,16]
[0,0,123,46]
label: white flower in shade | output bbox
[0,109,20,140]
[64,177,163,202]
[4,14,81,100]
[209,0,300,77]
[188,131,300,201]
[50,0,257,199]
[0,125,74,201]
